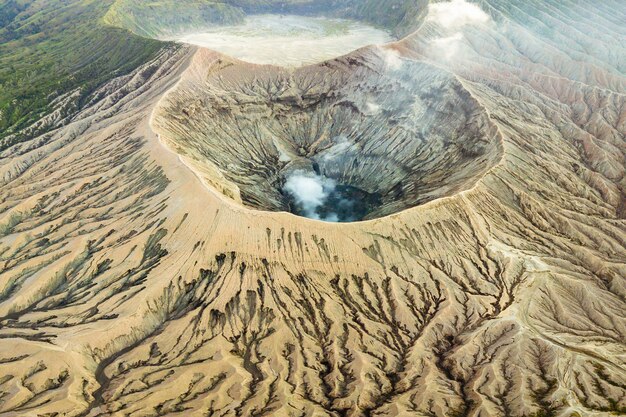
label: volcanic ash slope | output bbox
[0,0,624,416]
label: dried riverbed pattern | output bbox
[0,0,624,416]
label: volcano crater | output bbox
[153,48,503,222]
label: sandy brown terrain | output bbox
[0,0,624,416]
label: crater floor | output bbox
[168,14,393,67]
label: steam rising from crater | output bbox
[283,171,381,223]
[427,0,490,29]
[426,0,491,60]
[284,171,338,221]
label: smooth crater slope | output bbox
[168,14,393,67]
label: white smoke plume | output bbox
[431,33,465,60]
[427,0,490,29]
[365,101,382,115]
[380,47,404,71]
[320,135,357,162]
[283,171,338,221]
[426,0,490,61]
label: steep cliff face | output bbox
[0,1,624,416]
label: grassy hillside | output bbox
[0,0,164,143]
[348,0,427,37]
[104,0,245,38]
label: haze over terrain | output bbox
[0,0,624,416]
[170,14,393,67]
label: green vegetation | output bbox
[347,0,428,37]
[104,0,245,38]
[0,0,425,145]
[0,0,164,144]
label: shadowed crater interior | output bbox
[283,167,382,222]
